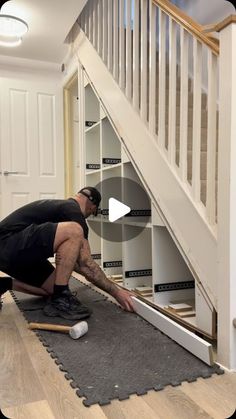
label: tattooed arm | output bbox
[75,239,135,312]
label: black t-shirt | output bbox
[0,198,88,240]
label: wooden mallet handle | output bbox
[28,322,71,333]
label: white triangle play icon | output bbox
[109,198,131,222]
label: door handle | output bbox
[3,170,19,176]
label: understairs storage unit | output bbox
[80,74,216,342]
[63,0,236,370]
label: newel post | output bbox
[217,16,236,370]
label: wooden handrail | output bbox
[152,0,219,55]
[202,15,236,33]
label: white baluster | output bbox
[102,0,108,65]
[206,50,217,224]
[126,0,132,100]
[119,0,125,90]
[84,3,88,36]
[113,0,119,81]
[168,18,177,164]
[93,0,97,48]
[98,0,103,57]
[89,0,93,42]
[140,0,148,122]
[149,0,156,135]
[158,10,167,150]
[192,38,202,201]
[179,27,189,182]
[133,0,140,110]
[108,0,113,72]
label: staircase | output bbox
[74,0,219,302]
[68,0,236,369]
[156,75,218,207]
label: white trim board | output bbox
[132,296,214,366]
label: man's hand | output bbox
[112,287,136,312]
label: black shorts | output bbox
[0,222,57,287]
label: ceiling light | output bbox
[0,14,28,47]
[0,34,22,47]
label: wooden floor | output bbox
[1,289,236,419]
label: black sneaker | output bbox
[43,289,92,320]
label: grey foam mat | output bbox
[11,278,223,407]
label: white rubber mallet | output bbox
[28,321,88,339]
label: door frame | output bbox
[63,71,78,197]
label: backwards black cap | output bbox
[79,186,101,215]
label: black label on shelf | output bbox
[154,280,195,293]
[102,158,121,165]
[125,269,152,278]
[103,261,123,268]
[101,208,109,215]
[85,120,97,127]
[86,163,100,170]
[91,253,101,260]
[125,209,151,217]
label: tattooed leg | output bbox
[53,222,84,286]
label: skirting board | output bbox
[131,297,214,366]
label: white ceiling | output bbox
[0,0,87,64]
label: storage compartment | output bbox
[101,117,121,167]
[84,84,100,126]
[102,223,123,279]
[85,171,101,189]
[85,124,100,171]
[123,225,152,294]
[152,226,195,307]
[152,226,198,327]
[101,166,122,220]
[123,162,151,225]
[88,220,102,265]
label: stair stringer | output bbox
[74,31,217,309]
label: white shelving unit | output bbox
[79,74,216,342]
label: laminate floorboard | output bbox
[3,400,55,419]
[0,279,236,419]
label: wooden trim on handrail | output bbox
[152,0,219,55]
[202,15,236,33]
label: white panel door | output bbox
[0,77,64,218]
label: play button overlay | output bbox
[87,176,151,242]
[109,198,131,222]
